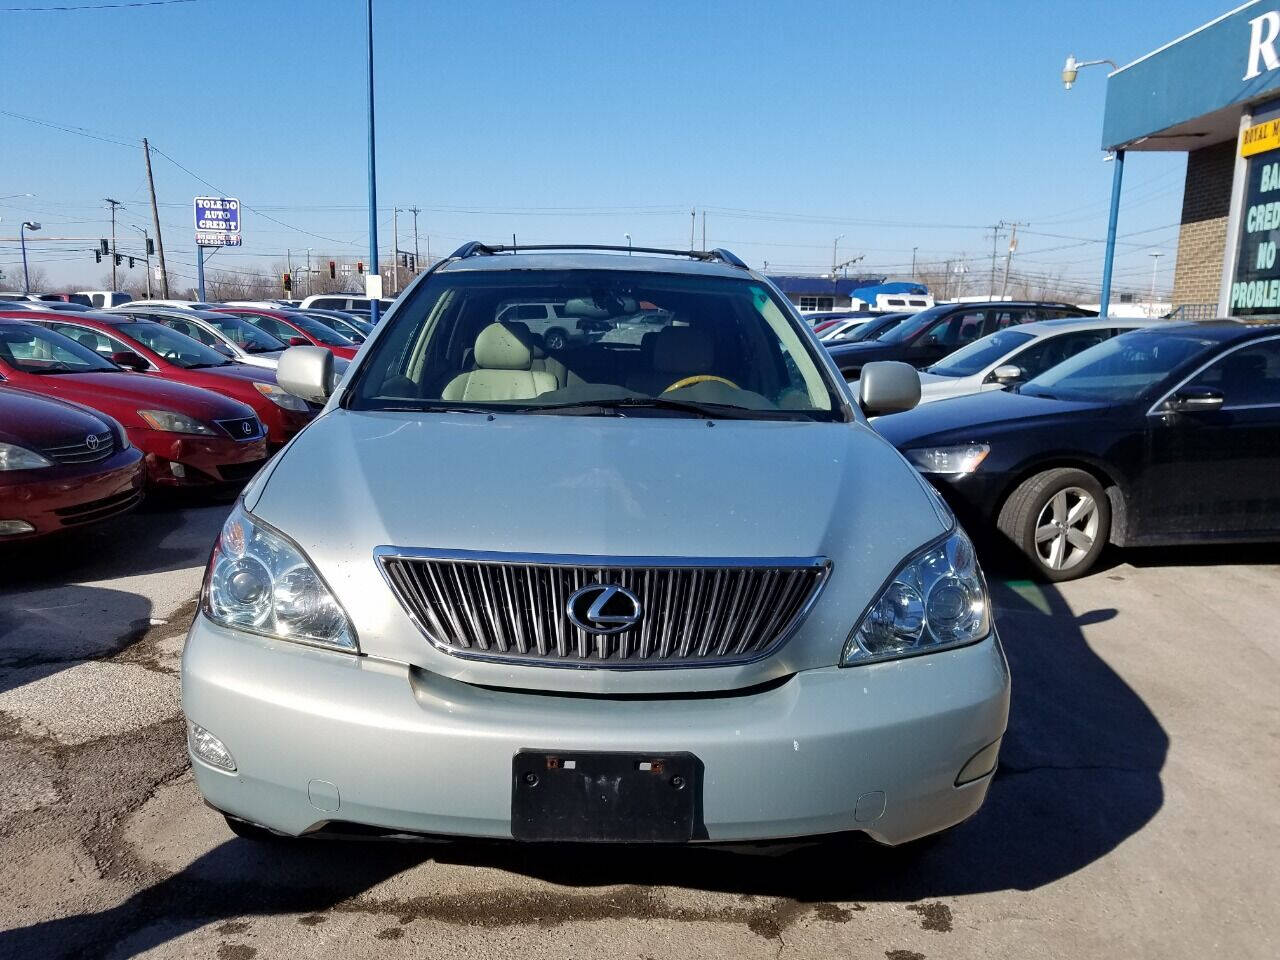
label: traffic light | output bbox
[128,257,135,269]
[114,254,122,266]
[99,239,109,255]
[329,260,336,279]
[283,273,292,292]
[146,238,155,256]
[357,261,364,274]
[95,250,102,263]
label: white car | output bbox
[818,317,873,342]
[110,305,289,370]
[125,299,221,311]
[910,317,1165,405]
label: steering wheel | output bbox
[663,374,740,393]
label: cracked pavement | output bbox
[0,501,1277,959]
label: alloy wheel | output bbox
[1033,486,1099,571]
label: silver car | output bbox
[182,244,1010,846]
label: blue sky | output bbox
[0,0,1226,296]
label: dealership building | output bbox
[1103,1,1280,317]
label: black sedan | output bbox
[829,301,1091,379]
[874,321,1280,580]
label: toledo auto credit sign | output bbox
[194,196,242,247]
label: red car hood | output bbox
[12,371,257,428]
[0,387,112,448]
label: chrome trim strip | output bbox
[373,546,831,671]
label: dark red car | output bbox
[0,388,145,540]
[216,306,359,360]
[12,311,314,449]
[0,321,268,487]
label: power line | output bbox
[3,0,202,11]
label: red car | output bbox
[0,388,145,540]
[12,310,314,449]
[216,306,359,360]
[0,321,268,487]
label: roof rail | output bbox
[443,242,751,269]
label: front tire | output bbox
[996,468,1110,581]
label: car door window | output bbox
[1186,340,1280,408]
[240,313,297,341]
[987,310,1028,334]
[941,311,987,348]
[48,323,116,357]
[1007,330,1111,380]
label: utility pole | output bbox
[392,206,400,294]
[142,138,169,297]
[409,205,421,275]
[104,198,123,289]
[987,222,1008,298]
[999,224,1020,300]
[690,208,695,250]
[911,247,918,280]
[701,210,706,251]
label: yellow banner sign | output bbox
[1242,119,1280,157]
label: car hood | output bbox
[874,388,1109,448]
[21,371,257,426]
[195,363,276,385]
[0,386,110,448]
[248,409,952,694]
[917,371,982,401]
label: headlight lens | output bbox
[843,528,990,665]
[0,442,53,471]
[905,443,989,475]
[253,381,310,412]
[202,502,357,652]
[138,409,217,436]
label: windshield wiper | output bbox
[521,397,791,420]
[376,402,500,415]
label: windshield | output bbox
[1021,329,1215,402]
[0,323,119,374]
[347,268,842,420]
[878,304,954,343]
[929,329,1035,378]
[113,321,230,368]
[203,314,285,353]
[282,312,354,346]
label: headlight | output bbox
[253,381,310,412]
[202,502,357,652]
[0,442,53,471]
[138,409,217,436]
[843,528,990,665]
[905,443,989,475]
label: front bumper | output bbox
[130,427,269,486]
[0,447,144,538]
[182,615,1010,845]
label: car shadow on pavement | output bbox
[0,578,1168,958]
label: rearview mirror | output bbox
[276,345,335,405]
[991,364,1023,384]
[1165,387,1224,413]
[858,360,920,417]
[109,350,148,371]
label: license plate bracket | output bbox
[512,750,701,842]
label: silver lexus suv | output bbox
[182,243,1010,846]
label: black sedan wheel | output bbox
[997,468,1110,581]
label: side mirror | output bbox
[276,345,335,405]
[109,350,148,371]
[288,335,310,347]
[1165,386,1224,413]
[858,360,921,417]
[991,364,1023,384]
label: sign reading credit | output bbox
[194,196,242,247]
[1229,145,1280,314]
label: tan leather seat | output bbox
[442,323,557,402]
[630,326,714,395]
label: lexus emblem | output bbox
[85,433,100,450]
[566,583,643,635]
[241,421,253,435]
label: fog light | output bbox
[170,462,187,479]
[188,721,236,772]
[0,520,36,536]
[955,737,1001,786]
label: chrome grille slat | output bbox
[42,431,114,465]
[379,551,828,669]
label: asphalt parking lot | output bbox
[0,501,1276,960]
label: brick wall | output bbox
[1171,140,1235,310]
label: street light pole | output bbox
[19,221,40,293]
[366,0,381,323]
[104,198,122,289]
[1149,251,1163,303]
[131,225,152,298]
